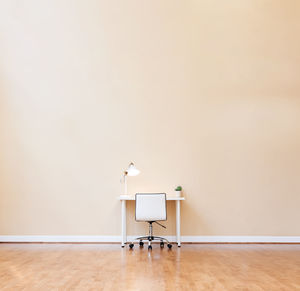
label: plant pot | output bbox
[175,190,182,197]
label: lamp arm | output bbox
[123,171,128,195]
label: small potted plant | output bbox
[175,186,182,197]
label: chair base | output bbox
[129,236,172,250]
[129,221,172,250]
[136,235,169,243]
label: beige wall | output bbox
[0,0,300,236]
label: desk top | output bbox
[119,195,185,201]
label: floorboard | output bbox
[0,243,299,290]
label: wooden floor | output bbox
[0,244,299,291]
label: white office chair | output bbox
[129,193,172,250]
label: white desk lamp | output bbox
[122,162,140,195]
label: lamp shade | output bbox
[126,163,140,176]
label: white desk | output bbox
[119,195,185,247]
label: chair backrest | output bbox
[135,193,167,222]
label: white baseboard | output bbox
[0,236,122,243]
[0,235,300,243]
[180,236,300,243]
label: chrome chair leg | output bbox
[152,236,170,243]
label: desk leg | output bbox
[176,200,181,247]
[121,200,127,247]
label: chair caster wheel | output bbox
[167,244,172,249]
[139,241,144,247]
[129,243,134,249]
[160,242,164,248]
[148,245,152,250]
